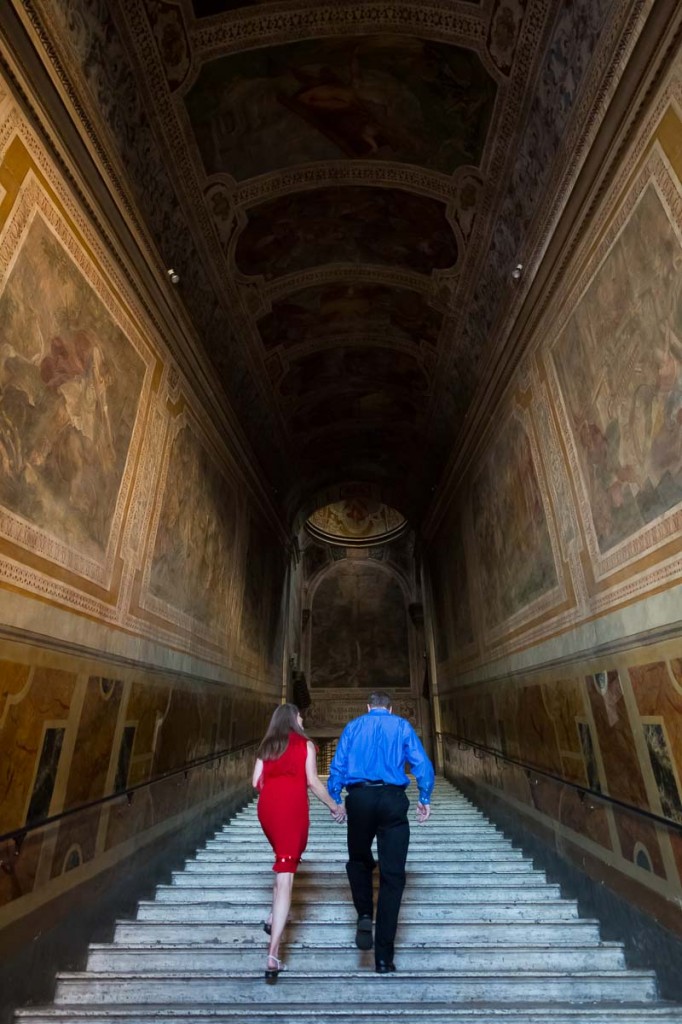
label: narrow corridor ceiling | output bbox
[20,0,647,522]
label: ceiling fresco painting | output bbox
[259,284,443,352]
[21,0,647,522]
[184,37,498,181]
[278,348,429,402]
[307,499,406,545]
[234,187,458,279]
[291,392,422,437]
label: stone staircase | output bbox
[16,778,682,1023]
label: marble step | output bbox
[191,847,524,863]
[113,919,604,947]
[86,943,627,974]
[153,884,565,904]
[206,832,505,846]
[16,1008,682,1024]
[204,839,509,854]
[181,857,536,874]
[170,869,547,887]
[51,971,659,1006]
[134,899,581,923]
[200,831,503,847]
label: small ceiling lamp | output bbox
[511,263,523,281]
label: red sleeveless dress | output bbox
[257,732,309,873]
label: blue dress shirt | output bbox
[327,708,435,805]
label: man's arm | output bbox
[327,724,351,803]
[403,723,435,807]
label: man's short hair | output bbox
[368,691,392,709]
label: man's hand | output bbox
[416,802,431,824]
[331,804,347,823]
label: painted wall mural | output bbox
[427,81,682,668]
[0,201,146,564]
[239,514,286,664]
[259,284,442,352]
[471,414,558,628]
[235,187,458,279]
[185,37,497,181]
[311,561,410,690]
[552,183,682,555]
[149,424,237,629]
[430,519,475,659]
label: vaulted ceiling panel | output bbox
[20,0,651,524]
[234,187,458,279]
[184,37,497,179]
[259,284,442,352]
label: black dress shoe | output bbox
[355,915,373,950]
[375,961,396,974]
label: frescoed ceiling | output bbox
[16,0,649,523]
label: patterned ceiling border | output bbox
[229,164,476,207]
[114,0,297,449]
[257,263,455,307]
[190,2,491,66]
[424,0,554,418]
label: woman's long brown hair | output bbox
[257,703,309,761]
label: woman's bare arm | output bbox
[305,742,345,818]
[252,758,264,789]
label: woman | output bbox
[252,703,345,979]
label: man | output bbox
[327,691,435,974]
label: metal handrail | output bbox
[441,731,682,835]
[0,739,258,849]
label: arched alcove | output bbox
[308,559,410,691]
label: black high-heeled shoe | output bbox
[264,955,284,981]
[262,921,272,936]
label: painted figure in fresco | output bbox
[555,186,682,551]
[253,704,345,980]
[327,691,434,973]
[186,37,496,180]
[235,188,457,280]
[150,426,234,628]
[0,328,115,546]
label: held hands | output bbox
[416,802,431,825]
[330,803,346,823]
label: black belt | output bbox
[347,781,406,790]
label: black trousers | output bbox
[345,785,410,964]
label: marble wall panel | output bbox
[439,640,682,929]
[63,678,124,807]
[0,644,269,929]
[0,668,77,835]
